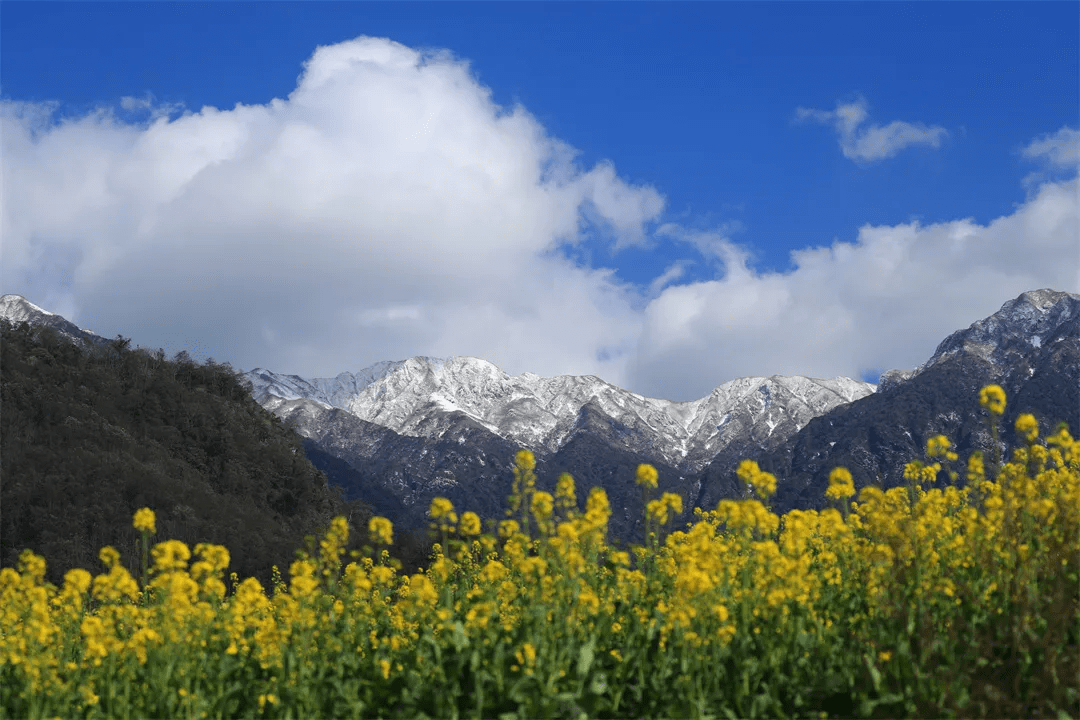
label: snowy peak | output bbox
[0,294,54,322]
[0,294,104,346]
[245,358,875,473]
[677,375,876,469]
[933,289,1077,358]
[879,288,1079,390]
[246,360,407,406]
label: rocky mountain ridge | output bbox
[243,358,875,540]
[745,288,1080,514]
[246,359,874,475]
[879,289,1077,391]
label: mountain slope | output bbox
[0,316,374,585]
[0,294,108,347]
[8,288,1070,549]
[739,289,1080,513]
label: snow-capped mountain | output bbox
[879,289,1078,391]
[0,295,106,346]
[743,288,1080,514]
[245,359,874,475]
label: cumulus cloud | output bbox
[1,36,662,383]
[796,96,948,163]
[625,173,1079,400]
[1,37,1075,404]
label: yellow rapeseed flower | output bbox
[369,516,394,545]
[636,463,659,489]
[531,492,554,521]
[151,540,191,574]
[133,507,156,534]
[584,487,611,531]
[736,459,777,500]
[967,451,986,484]
[18,549,46,582]
[429,497,457,525]
[193,544,230,574]
[1015,413,1039,443]
[515,449,536,471]
[99,546,121,570]
[926,435,957,461]
[647,492,684,526]
[979,384,1006,416]
[555,472,577,515]
[63,568,92,596]
[826,467,856,500]
[498,519,520,539]
[459,511,481,536]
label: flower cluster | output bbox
[1,386,1075,719]
[825,466,856,500]
[735,458,777,500]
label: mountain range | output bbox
[244,357,874,539]
[2,288,1076,544]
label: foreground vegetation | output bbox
[2,386,1078,718]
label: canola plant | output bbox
[2,386,1078,718]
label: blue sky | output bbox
[2,2,1078,401]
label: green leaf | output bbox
[863,653,882,692]
[577,639,596,677]
[452,621,469,651]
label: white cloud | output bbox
[625,173,1079,400]
[796,96,948,163]
[1,36,661,383]
[1023,126,1080,168]
[119,94,185,121]
[1020,126,1080,193]
[646,261,689,299]
[1,38,1075,404]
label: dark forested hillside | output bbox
[0,319,381,586]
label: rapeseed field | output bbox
[2,386,1077,718]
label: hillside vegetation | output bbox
[0,319,393,586]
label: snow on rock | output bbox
[245,356,875,474]
[878,289,1079,392]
